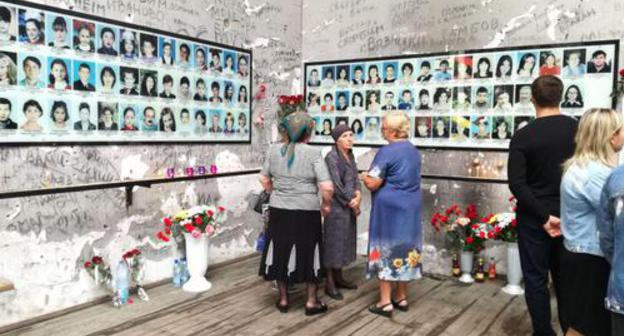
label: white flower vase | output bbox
[502,241,524,295]
[182,233,212,292]
[459,250,474,283]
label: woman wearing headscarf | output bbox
[259,111,334,315]
[360,111,423,318]
[323,124,362,300]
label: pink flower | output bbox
[456,217,470,227]
[192,229,201,239]
[205,225,215,235]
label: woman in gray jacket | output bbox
[323,124,362,300]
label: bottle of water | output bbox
[116,261,130,304]
[172,259,181,288]
[180,258,190,284]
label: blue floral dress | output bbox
[366,140,423,281]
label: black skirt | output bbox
[258,207,323,283]
[560,248,611,336]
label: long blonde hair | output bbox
[564,108,622,172]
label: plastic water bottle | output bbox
[180,258,190,284]
[116,261,130,304]
[172,259,181,288]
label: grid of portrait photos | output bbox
[304,40,618,148]
[0,1,252,143]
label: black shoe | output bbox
[391,299,409,312]
[325,288,343,300]
[368,303,393,318]
[275,300,288,313]
[305,301,328,316]
[335,279,358,290]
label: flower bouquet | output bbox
[491,197,524,295]
[431,204,487,252]
[488,196,518,243]
[122,248,149,301]
[277,94,305,120]
[156,205,227,292]
[156,205,226,243]
[84,256,112,289]
[432,204,497,283]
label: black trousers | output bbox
[517,215,567,336]
[612,312,624,336]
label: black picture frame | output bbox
[304,40,619,151]
[0,0,253,146]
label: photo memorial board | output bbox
[304,40,618,148]
[0,0,252,144]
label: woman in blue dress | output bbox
[361,111,423,318]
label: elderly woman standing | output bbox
[323,124,362,300]
[360,111,423,318]
[258,111,334,316]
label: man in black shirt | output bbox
[508,75,577,336]
[73,63,95,92]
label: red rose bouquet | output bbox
[277,94,305,120]
[84,255,112,288]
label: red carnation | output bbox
[494,226,502,233]
[92,256,103,264]
[466,236,474,244]
[207,210,214,217]
[619,68,624,77]
[487,232,495,239]
[194,216,203,225]
[218,206,225,212]
[511,219,517,227]
[479,231,486,239]
[84,261,92,268]
[132,249,140,256]
[163,217,172,227]
[184,224,195,233]
[164,227,171,235]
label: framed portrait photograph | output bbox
[305,40,618,149]
[0,0,252,144]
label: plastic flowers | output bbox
[156,205,226,242]
[490,197,518,242]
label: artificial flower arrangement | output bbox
[431,204,493,253]
[490,196,518,243]
[156,205,226,242]
[277,94,305,120]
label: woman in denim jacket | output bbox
[561,108,624,336]
[599,144,624,335]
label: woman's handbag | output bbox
[253,190,271,214]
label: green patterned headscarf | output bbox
[279,111,314,168]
